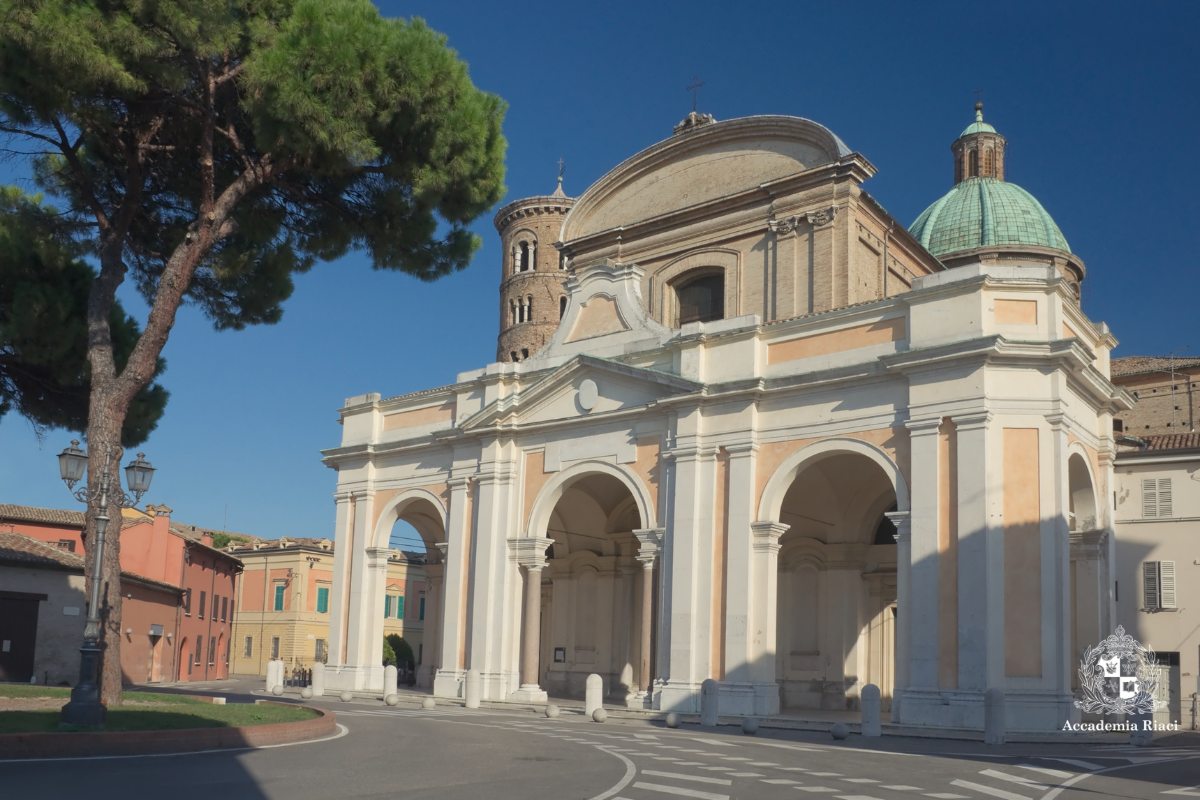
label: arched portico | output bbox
[512,462,661,705]
[757,438,907,712]
[1066,445,1111,694]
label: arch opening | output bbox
[531,470,657,706]
[1068,453,1098,532]
[774,451,898,712]
[674,270,725,325]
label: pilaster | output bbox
[434,476,473,699]
[888,511,911,720]
[904,417,942,690]
[469,460,518,700]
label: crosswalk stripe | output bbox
[881,786,923,792]
[641,771,732,785]
[922,795,969,799]
[979,770,1052,790]
[1049,758,1104,771]
[1161,787,1200,797]
[835,796,888,800]
[632,781,730,800]
[950,779,1031,800]
[1014,765,1073,779]
[795,789,838,794]
[761,779,800,785]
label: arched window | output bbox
[559,296,567,319]
[526,296,533,321]
[954,154,963,183]
[518,241,532,272]
[969,149,979,177]
[521,348,529,360]
[675,273,724,325]
[510,300,516,326]
[510,351,519,362]
[982,149,993,176]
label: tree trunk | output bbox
[82,387,129,708]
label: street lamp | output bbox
[56,440,155,728]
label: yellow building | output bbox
[228,536,426,676]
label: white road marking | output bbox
[676,762,708,766]
[810,772,844,777]
[1014,765,1073,779]
[795,788,838,793]
[641,771,732,785]
[632,782,730,800]
[922,795,969,799]
[651,757,684,761]
[1162,788,1200,797]
[689,738,739,747]
[701,767,735,771]
[835,796,888,800]
[781,767,809,771]
[591,747,638,800]
[720,756,753,761]
[950,779,1031,800]
[979,769,1051,790]
[633,734,660,740]
[1048,758,1104,771]
[748,761,781,766]
[761,779,801,784]
[727,772,764,777]
[882,786,923,792]
[844,778,880,783]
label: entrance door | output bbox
[0,596,41,682]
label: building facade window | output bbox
[208,636,216,666]
[969,149,979,177]
[271,637,280,659]
[559,296,567,318]
[676,273,725,325]
[199,591,206,619]
[244,636,253,658]
[396,595,405,619]
[221,596,228,622]
[1143,561,1177,609]
[212,594,218,620]
[1142,478,1173,518]
[196,638,203,665]
[187,642,193,674]
[274,584,285,611]
[184,588,192,615]
[419,595,425,621]
[316,586,330,614]
[384,595,391,618]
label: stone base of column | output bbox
[433,668,465,699]
[628,690,654,709]
[509,684,548,703]
[657,680,702,713]
[324,664,384,693]
[415,664,435,688]
[715,681,781,717]
[898,688,1076,732]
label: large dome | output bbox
[910,176,1071,258]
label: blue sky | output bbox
[2,1,1197,544]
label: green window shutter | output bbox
[384,595,391,618]
[396,596,404,619]
[317,587,329,614]
[274,584,284,611]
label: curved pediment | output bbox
[560,116,853,243]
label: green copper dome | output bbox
[909,176,1071,258]
[959,107,996,138]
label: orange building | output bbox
[0,503,242,684]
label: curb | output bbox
[0,702,336,760]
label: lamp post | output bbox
[57,440,155,728]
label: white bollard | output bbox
[585,674,604,717]
[384,665,398,699]
[1130,711,1153,746]
[700,678,719,727]
[861,683,881,737]
[465,669,481,709]
[984,688,1006,745]
[265,661,275,693]
[311,662,325,697]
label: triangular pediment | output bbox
[460,355,702,430]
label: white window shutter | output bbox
[1142,478,1158,518]
[1158,478,1173,518]
[1143,561,1160,609]
[1159,561,1177,609]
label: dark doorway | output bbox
[676,274,724,325]
[0,596,41,682]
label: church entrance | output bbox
[533,470,656,705]
[774,451,899,711]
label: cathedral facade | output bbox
[320,107,1130,732]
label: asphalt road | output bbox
[2,693,1197,800]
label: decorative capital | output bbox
[750,521,789,554]
[365,546,392,568]
[508,536,553,570]
[951,410,992,430]
[885,510,912,543]
[904,416,943,435]
[767,215,800,235]
[633,528,665,565]
[805,206,838,227]
[725,441,759,457]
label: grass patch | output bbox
[0,684,316,733]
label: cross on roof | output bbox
[557,157,565,178]
[686,76,705,112]
[973,87,983,104]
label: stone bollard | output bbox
[385,694,399,706]
[545,704,560,719]
[831,722,850,740]
[465,669,481,709]
[665,712,681,729]
[585,674,604,718]
[300,687,313,700]
[592,707,608,723]
[700,678,719,727]
[271,684,284,696]
[861,684,882,737]
[384,665,398,700]
[265,662,275,693]
[422,697,436,710]
[1129,711,1153,746]
[311,662,325,697]
[984,688,1006,745]
[741,717,759,735]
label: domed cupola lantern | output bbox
[910,103,1086,303]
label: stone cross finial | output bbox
[686,76,705,112]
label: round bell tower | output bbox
[494,177,575,363]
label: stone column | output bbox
[434,476,472,699]
[326,491,354,669]
[633,528,663,704]
[509,536,553,702]
[887,510,911,721]
[953,411,998,697]
[748,521,787,715]
[904,417,942,691]
[723,442,758,689]
[418,559,444,687]
[470,461,518,700]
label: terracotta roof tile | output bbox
[1111,356,1200,378]
[1143,432,1200,451]
[0,531,84,570]
[0,504,85,528]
